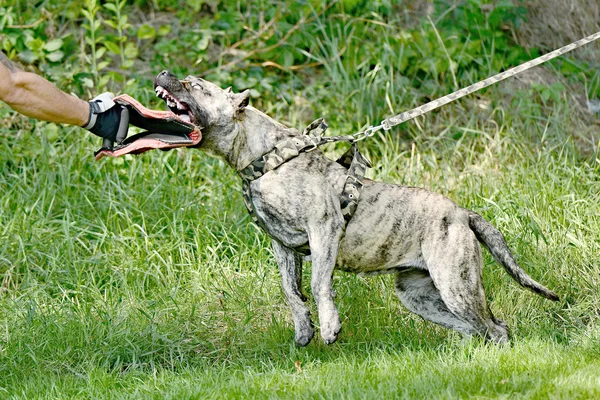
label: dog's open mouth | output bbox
[154,85,194,124]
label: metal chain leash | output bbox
[339,30,600,143]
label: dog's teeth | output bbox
[179,114,191,123]
[155,86,166,98]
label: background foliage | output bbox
[1,0,599,398]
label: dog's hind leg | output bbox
[272,240,314,346]
[394,268,479,335]
[424,223,510,343]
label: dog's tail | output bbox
[467,211,559,301]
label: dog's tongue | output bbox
[94,94,202,161]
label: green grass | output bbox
[1,1,600,398]
[1,100,598,398]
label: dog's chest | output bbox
[243,153,347,249]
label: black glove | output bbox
[83,92,130,149]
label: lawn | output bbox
[1,1,599,398]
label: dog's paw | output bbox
[487,323,510,345]
[320,318,342,345]
[295,327,315,347]
[294,315,314,346]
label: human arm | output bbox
[0,52,90,125]
[0,52,129,147]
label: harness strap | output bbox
[239,118,329,181]
[337,145,372,223]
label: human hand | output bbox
[84,92,130,149]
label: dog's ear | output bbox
[231,89,250,113]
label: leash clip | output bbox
[366,125,383,136]
[354,125,383,142]
[381,119,393,130]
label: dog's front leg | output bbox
[309,223,343,345]
[272,240,314,346]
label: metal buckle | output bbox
[305,136,321,152]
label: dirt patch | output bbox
[503,0,600,154]
[517,0,600,62]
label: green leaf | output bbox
[25,37,44,52]
[158,25,171,36]
[282,51,294,67]
[107,70,124,82]
[104,41,121,54]
[44,39,63,52]
[98,74,111,88]
[137,24,156,40]
[95,46,107,59]
[93,34,105,44]
[46,51,64,62]
[123,42,139,59]
[122,59,134,69]
[104,20,118,30]
[97,60,110,71]
[81,77,94,88]
[103,3,117,13]
[197,33,210,51]
[0,11,14,31]
[186,0,204,12]
[17,50,38,64]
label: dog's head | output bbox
[154,70,250,133]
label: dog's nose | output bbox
[155,70,177,88]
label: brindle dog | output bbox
[154,70,558,346]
